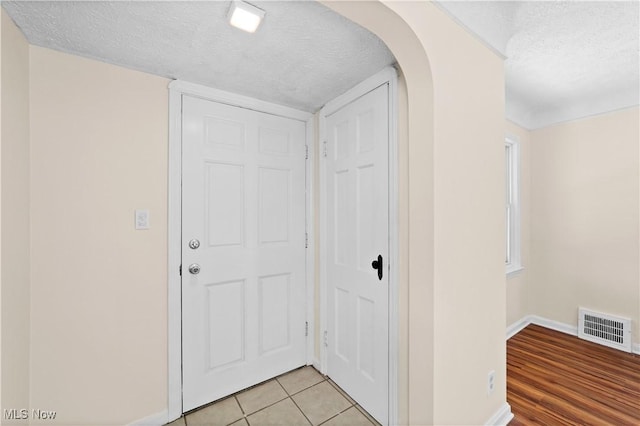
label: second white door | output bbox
[324,82,390,424]
[181,95,307,412]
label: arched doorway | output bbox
[321,2,435,424]
[167,2,436,425]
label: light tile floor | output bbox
[166,366,381,426]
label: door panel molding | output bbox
[167,80,314,422]
[319,67,398,426]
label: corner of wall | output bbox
[28,45,170,425]
[505,120,532,327]
[529,108,640,343]
[0,8,31,419]
[0,8,3,420]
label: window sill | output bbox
[506,264,524,278]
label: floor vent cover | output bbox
[578,308,632,353]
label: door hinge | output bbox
[179,264,182,276]
[305,321,309,337]
[323,330,328,347]
[322,140,328,158]
[305,145,309,160]
[305,232,309,249]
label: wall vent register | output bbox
[578,308,632,353]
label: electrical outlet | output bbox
[487,370,495,395]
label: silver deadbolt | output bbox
[188,264,201,275]
[188,239,200,250]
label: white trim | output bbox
[167,85,183,423]
[318,67,399,426]
[321,68,398,117]
[167,80,312,121]
[531,316,640,354]
[305,116,316,366]
[506,265,524,278]
[484,402,514,426]
[507,314,640,355]
[127,410,169,426]
[506,315,533,340]
[530,315,578,336]
[386,67,400,426]
[318,107,328,376]
[168,80,314,422]
[506,315,577,341]
[505,134,521,276]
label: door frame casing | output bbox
[318,67,399,426]
[167,81,314,422]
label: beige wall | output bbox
[506,121,532,326]
[326,2,507,424]
[9,3,637,425]
[29,46,169,424]
[424,7,506,425]
[530,107,640,343]
[1,10,31,420]
[0,10,3,414]
[8,1,509,424]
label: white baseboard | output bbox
[484,402,514,426]
[529,315,578,336]
[128,410,169,426]
[506,315,533,340]
[507,315,578,341]
[506,315,640,355]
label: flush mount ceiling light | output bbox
[228,0,265,33]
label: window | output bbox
[505,135,522,275]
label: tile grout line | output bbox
[288,394,314,426]
[293,378,359,426]
[289,378,327,398]
[323,403,377,426]
[234,378,291,424]
[191,371,315,426]
[278,372,327,398]
[315,380,359,426]
[237,395,290,422]
[232,395,246,425]
[316,404,356,426]
[325,379,354,404]
[288,378,328,426]
[324,379,378,426]
[185,367,371,426]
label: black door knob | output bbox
[371,255,383,281]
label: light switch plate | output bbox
[135,209,150,230]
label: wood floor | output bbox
[507,324,640,425]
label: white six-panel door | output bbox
[181,95,307,411]
[325,83,390,424]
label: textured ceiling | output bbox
[437,1,640,129]
[2,0,395,113]
[4,1,638,128]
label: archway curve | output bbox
[165,2,437,424]
[320,2,435,424]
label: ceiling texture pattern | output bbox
[437,1,639,129]
[3,0,395,113]
[3,1,639,129]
